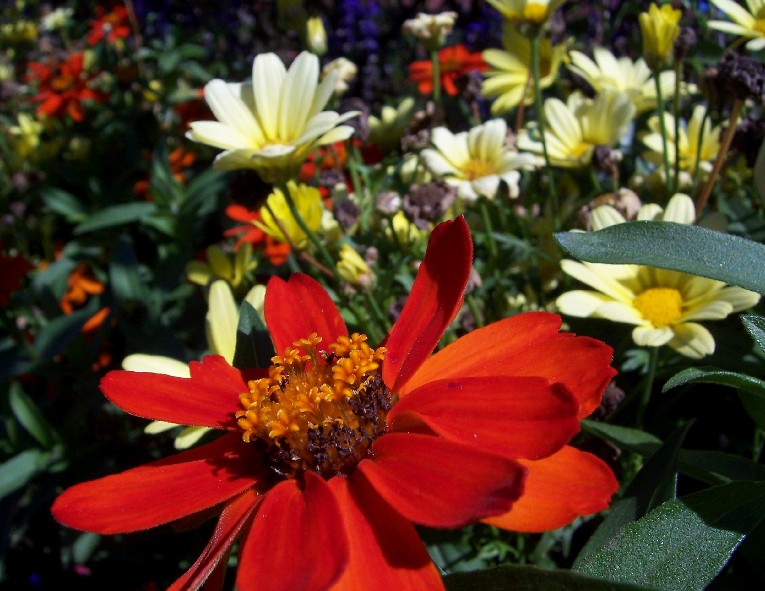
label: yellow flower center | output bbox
[523,3,549,24]
[570,142,592,159]
[463,158,495,180]
[633,287,683,327]
[754,19,765,35]
[236,332,391,480]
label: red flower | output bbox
[408,44,488,96]
[87,4,131,46]
[27,52,106,122]
[0,246,33,308]
[51,217,617,590]
[224,204,292,265]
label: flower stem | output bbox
[479,199,498,264]
[276,182,337,274]
[530,33,558,228]
[694,98,743,220]
[653,72,673,198]
[430,49,441,105]
[637,346,659,429]
[671,61,683,195]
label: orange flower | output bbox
[51,218,617,590]
[224,204,292,265]
[87,4,131,46]
[408,44,488,96]
[60,263,104,314]
[27,52,106,122]
[133,147,197,199]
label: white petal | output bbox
[174,426,213,449]
[681,300,734,321]
[421,149,458,177]
[591,205,627,230]
[556,290,613,317]
[560,259,637,303]
[431,127,470,169]
[122,354,190,377]
[280,51,320,141]
[667,322,715,359]
[144,420,180,434]
[636,203,664,221]
[252,53,286,139]
[203,80,262,143]
[632,325,674,347]
[472,175,501,199]
[663,193,695,224]
[187,121,248,150]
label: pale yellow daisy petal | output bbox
[252,53,287,139]
[633,325,675,347]
[174,426,213,449]
[556,290,612,318]
[711,0,757,26]
[431,127,470,168]
[122,354,190,377]
[595,301,645,324]
[560,259,637,303]
[681,300,734,321]
[144,421,180,434]
[663,193,695,224]
[186,121,248,151]
[206,280,239,363]
[667,322,715,359]
[280,51,320,140]
[636,203,664,221]
[591,205,627,230]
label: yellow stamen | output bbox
[633,287,683,327]
[463,158,495,180]
[235,332,389,479]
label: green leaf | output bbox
[0,447,61,499]
[73,202,158,235]
[444,563,658,591]
[8,381,58,449]
[575,423,691,565]
[678,450,765,485]
[742,314,765,353]
[555,222,765,295]
[232,302,275,370]
[574,481,765,591]
[581,420,662,455]
[663,367,765,430]
[109,235,144,305]
[32,300,100,363]
[40,187,88,223]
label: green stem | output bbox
[691,105,710,185]
[671,61,683,195]
[276,182,336,273]
[363,289,389,341]
[430,49,441,105]
[479,199,498,263]
[530,33,558,228]
[653,72,673,198]
[637,346,660,429]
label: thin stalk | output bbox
[530,33,558,228]
[363,289,389,340]
[694,98,743,220]
[276,182,337,273]
[479,199,498,263]
[691,105,710,185]
[653,72,673,198]
[671,61,683,195]
[637,346,660,429]
[430,49,441,105]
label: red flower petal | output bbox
[400,312,616,417]
[358,432,525,528]
[100,355,246,428]
[237,472,348,591]
[388,376,580,460]
[482,445,618,533]
[265,274,347,356]
[51,434,262,534]
[168,489,262,591]
[383,217,472,393]
[327,474,444,590]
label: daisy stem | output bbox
[276,182,337,275]
[694,98,743,220]
[653,72,673,199]
[479,199,498,263]
[691,105,709,185]
[637,346,659,429]
[430,49,441,105]
[530,33,558,228]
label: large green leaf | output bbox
[741,314,765,353]
[232,302,275,370]
[574,481,765,591]
[444,563,658,590]
[0,446,62,499]
[663,367,765,430]
[73,202,158,235]
[575,423,691,565]
[555,222,765,295]
[8,381,59,450]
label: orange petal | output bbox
[358,432,525,528]
[237,473,348,591]
[327,474,445,591]
[383,217,472,393]
[100,355,246,428]
[388,376,579,460]
[402,312,615,417]
[482,445,618,533]
[168,489,261,591]
[51,434,262,534]
[265,274,347,356]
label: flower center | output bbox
[633,287,683,327]
[754,19,765,35]
[463,158,495,180]
[236,332,392,481]
[570,142,593,159]
[51,73,75,91]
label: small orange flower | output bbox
[87,4,131,46]
[27,52,106,122]
[224,204,292,265]
[133,147,197,199]
[60,264,104,315]
[408,44,488,96]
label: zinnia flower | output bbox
[186,51,358,184]
[482,24,569,115]
[567,47,682,114]
[52,217,618,590]
[420,118,541,201]
[708,0,765,51]
[638,3,682,70]
[517,91,636,168]
[556,194,761,358]
[408,44,487,97]
[87,4,131,46]
[26,52,106,122]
